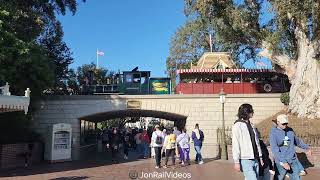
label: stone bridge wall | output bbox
[32,94,284,160]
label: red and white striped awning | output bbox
[177,69,274,74]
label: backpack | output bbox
[155,132,163,145]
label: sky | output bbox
[58,0,186,77]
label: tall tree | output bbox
[0,0,85,98]
[168,0,320,118]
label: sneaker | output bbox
[269,170,275,175]
[163,165,168,168]
[155,166,160,169]
[198,161,204,165]
[285,174,289,178]
[124,155,128,160]
[181,162,185,166]
[300,170,307,176]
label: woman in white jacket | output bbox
[232,103,263,180]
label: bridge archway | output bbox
[78,109,188,161]
[79,109,187,125]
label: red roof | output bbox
[176,68,274,74]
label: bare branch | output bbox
[259,41,297,81]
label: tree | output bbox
[100,117,140,130]
[0,0,84,142]
[168,0,320,118]
[76,63,114,85]
[166,18,213,86]
[0,0,85,98]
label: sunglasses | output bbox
[281,123,288,126]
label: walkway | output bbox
[1,158,320,180]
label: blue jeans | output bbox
[275,159,301,180]
[142,143,149,157]
[194,146,202,162]
[240,159,259,180]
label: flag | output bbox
[256,61,267,67]
[97,50,104,56]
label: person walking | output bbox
[192,123,204,164]
[102,129,109,152]
[163,129,177,168]
[123,128,131,160]
[161,128,167,158]
[177,128,190,166]
[151,125,164,168]
[107,128,121,163]
[150,127,156,158]
[269,114,312,180]
[134,129,143,158]
[173,126,182,162]
[173,126,181,136]
[232,103,263,180]
[140,129,150,159]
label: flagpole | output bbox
[96,48,99,69]
[209,34,213,52]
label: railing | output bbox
[0,82,30,97]
[217,127,320,146]
[81,84,119,94]
[176,82,259,94]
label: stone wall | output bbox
[32,94,284,160]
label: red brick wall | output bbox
[0,142,43,169]
[226,145,320,166]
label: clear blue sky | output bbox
[58,0,186,77]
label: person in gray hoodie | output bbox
[269,114,312,180]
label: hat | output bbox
[277,114,289,124]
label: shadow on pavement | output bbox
[0,150,147,178]
[49,176,90,180]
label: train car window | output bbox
[126,74,133,83]
[141,77,146,84]
[96,86,103,93]
[133,74,141,83]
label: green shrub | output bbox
[280,92,290,105]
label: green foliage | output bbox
[99,117,140,130]
[0,112,41,144]
[167,0,320,74]
[0,0,84,143]
[76,63,114,85]
[280,92,290,105]
[0,0,85,99]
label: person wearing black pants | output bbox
[151,125,164,169]
[154,147,162,167]
[107,128,121,163]
[164,149,175,167]
[162,130,177,168]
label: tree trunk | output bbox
[288,37,320,119]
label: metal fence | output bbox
[217,127,320,146]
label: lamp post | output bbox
[219,89,228,160]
